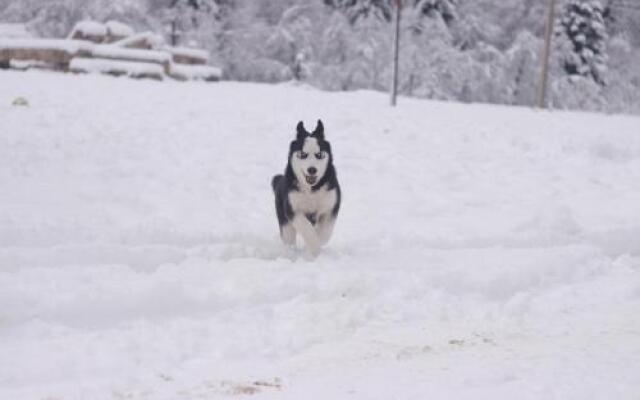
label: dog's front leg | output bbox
[280,223,296,246]
[292,215,320,254]
[316,216,336,246]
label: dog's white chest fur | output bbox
[289,185,337,216]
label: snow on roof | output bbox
[170,63,222,81]
[91,45,171,64]
[69,57,164,78]
[167,46,209,62]
[0,23,31,38]
[0,38,94,53]
[68,20,108,38]
[105,21,134,38]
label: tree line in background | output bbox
[1,0,639,114]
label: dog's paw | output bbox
[304,245,322,260]
[280,245,299,260]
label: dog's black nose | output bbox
[307,167,317,175]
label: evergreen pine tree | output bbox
[323,0,393,24]
[413,0,456,26]
[559,0,608,85]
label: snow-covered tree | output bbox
[558,0,608,85]
[413,0,456,26]
[265,5,318,81]
[148,0,233,46]
[323,0,393,24]
[1,0,639,114]
[504,31,541,106]
[0,0,84,37]
[0,0,152,37]
[601,33,640,114]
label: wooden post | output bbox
[538,0,556,109]
[170,19,179,46]
[390,0,402,106]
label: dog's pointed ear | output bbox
[313,119,324,140]
[296,121,307,141]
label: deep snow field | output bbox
[1,70,640,399]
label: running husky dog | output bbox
[271,120,341,254]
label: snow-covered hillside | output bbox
[1,71,639,400]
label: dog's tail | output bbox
[271,174,284,193]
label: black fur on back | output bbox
[271,120,341,228]
[271,174,292,227]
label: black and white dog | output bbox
[271,120,341,254]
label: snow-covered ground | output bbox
[1,70,639,400]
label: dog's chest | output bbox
[289,187,337,215]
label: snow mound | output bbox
[105,20,134,38]
[68,20,107,40]
[112,32,165,50]
[169,63,221,81]
[69,57,164,79]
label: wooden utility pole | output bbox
[390,0,402,106]
[538,0,557,108]
[170,19,179,46]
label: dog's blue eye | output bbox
[315,152,324,160]
[298,152,308,159]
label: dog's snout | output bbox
[307,167,317,175]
